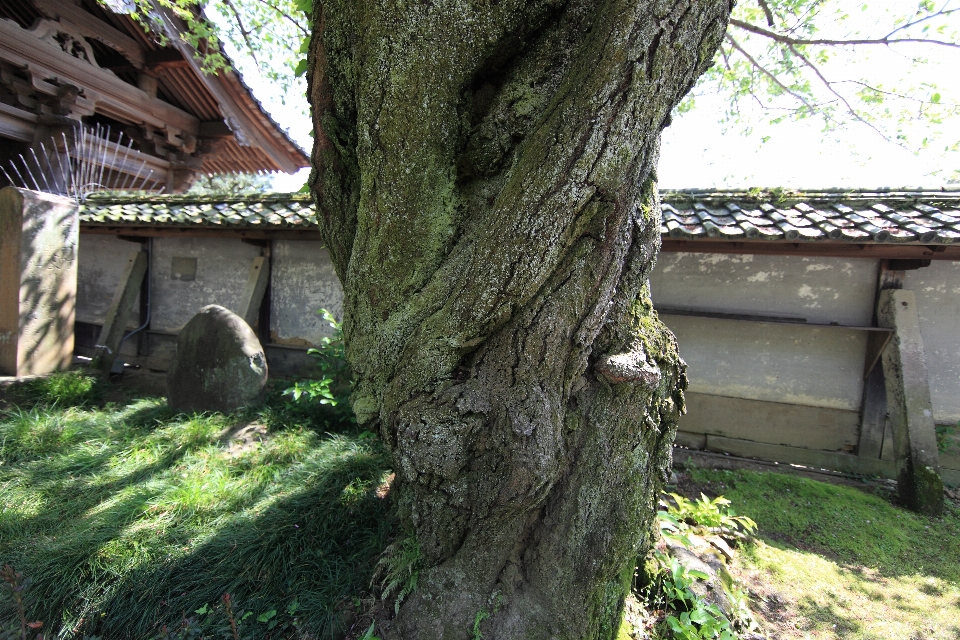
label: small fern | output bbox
[372,536,421,614]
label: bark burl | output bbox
[307,1,730,637]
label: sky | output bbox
[220,6,960,193]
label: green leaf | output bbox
[257,609,277,623]
[295,58,309,77]
[931,92,941,104]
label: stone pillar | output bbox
[877,289,943,515]
[0,187,78,376]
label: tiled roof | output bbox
[81,189,960,244]
[660,189,960,244]
[80,194,317,229]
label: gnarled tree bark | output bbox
[307,1,730,637]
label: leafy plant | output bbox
[283,310,355,427]
[935,423,959,455]
[661,493,756,543]
[372,536,421,614]
[641,492,761,639]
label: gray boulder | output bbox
[167,305,268,413]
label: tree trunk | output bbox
[307,1,730,637]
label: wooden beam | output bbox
[661,238,960,261]
[658,309,892,334]
[198,120,234,138]
[33,0,146,68]
[0,19,199,136]
[144,49,190,70]
[237,255,270,328]
[704,434,897,479]
[80,226,324,241]
[92,251,147,374]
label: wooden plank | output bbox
[857,365,887,459]
[863,329,893,379]
[679,392,860,452]
[667,316,867,411]
[674,430,706,450]
[943,469,960,488]
[80,226,324,241]
[659,308,891,333]
[661,239,960,261]
[92,251,147,373]
[237,255,270,328]
[941,454,960,472]
[705,435,897,479]
[77,328,319,378]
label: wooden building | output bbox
[0,0,308,192]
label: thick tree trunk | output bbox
[308,1,730,637]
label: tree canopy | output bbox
[133,0,960,153]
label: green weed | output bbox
[282,310,355,429]
[5,370,102,409]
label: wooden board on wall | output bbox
[679,391,860,452]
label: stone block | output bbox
[167,304,268,413]
[877,288,943,515]
[0,187,78,376]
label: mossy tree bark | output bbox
[307,1,730,637]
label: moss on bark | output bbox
[308,0,731,637]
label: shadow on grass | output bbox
[794,594,863,637]
[89,448,395,639]
[0,397,396,639]
[683,468,960,585]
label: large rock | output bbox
[167,305,267,413]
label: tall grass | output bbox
[0,382,395,639]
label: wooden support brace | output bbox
[93,251,148,374]
[238,255,270,329]
[877,289,943,515]
[857,365,887,460]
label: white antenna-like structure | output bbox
[2,123,165,202]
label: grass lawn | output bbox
[4,371,959,639]
[0,372,395,639]
[674,467,960,640]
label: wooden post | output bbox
[237,254,271,329]
[93,251,148,374]
[877,288,943,515]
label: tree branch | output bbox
[786,43,901,146]
[838,79,955,106]
[252,0,310,37]
[219,0,260,67]
[729,18,960,49]
[885,8,960,40]
[725,34,817,115]
[756,0,775,27]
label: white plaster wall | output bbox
[76,234,140,326]
[904,261,960,423]
[663,314,867,411]
[270,241,343,347]
[150,237,261,333]
[650,252,878,326]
